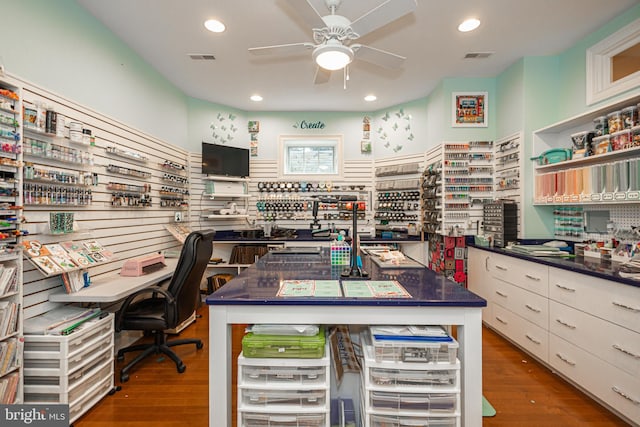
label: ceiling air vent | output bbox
[464,52,493,59]
[189,54,216,60]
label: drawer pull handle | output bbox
[612,344,640,359]
[524,274,541,281]
[555,318,577,329]
[555,283,576,292]
[555,353,576,366]
[612,301,640,312]
[495,316,508,325]
[495,290,508,298]
[495,265,507,271]
[525,304,541,313]
[612,386,640,405]
[525,334,541,345]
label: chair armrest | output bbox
[116,286,176,331]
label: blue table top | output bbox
[206,249,486,307]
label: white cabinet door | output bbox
[467,247,492,326]
[549,267,640,334]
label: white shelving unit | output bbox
[201,176,250,219]
[0,75,23,405]
[532,93,640,206]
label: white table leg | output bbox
[459,309,483,427]
[209,306,231,427]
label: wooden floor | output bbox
[74,304,630,427]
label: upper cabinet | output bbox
[532,94,640,205]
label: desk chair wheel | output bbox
[177,362,186,374]
[196,342,204,350]
[121,373,130,383]
[117,354,125,362]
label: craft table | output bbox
[206,249,486,427]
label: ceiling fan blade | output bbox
[314,66,331,84]
[283,0,326,29]
[350,0,417,38]
[248,42,314,55]
[352,44,406,69]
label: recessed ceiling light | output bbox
[364,95,377,102]
[204,19,226,33]
[250,95,263,102]
[458,18,480,32]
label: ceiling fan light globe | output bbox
[313,43,353,70]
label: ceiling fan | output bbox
[248,0,417,85]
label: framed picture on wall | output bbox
[452,92,488,127]
[361,140,372,153]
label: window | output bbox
[279,135,342,177]
[587,17,640,105]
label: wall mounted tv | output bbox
[201,142,250,178]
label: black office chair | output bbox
[115,229,215,382]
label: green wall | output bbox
[1,0,189,146]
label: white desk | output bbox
[49,258,178,303]
[207,252,486,427]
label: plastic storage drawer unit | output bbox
[241,388,327,408]
[368,366,459,390]
[242,327,325,359]
[239,411,327,427]
[369,391,459,414]
[370,333,458,364]
[240,363,328,386]
[369,413,458,427]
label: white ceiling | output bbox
[77,0,639,112]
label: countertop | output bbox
[206,249,486,307]
[211,229,423,243]
[468,243,640,288]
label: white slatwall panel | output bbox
[18,79,188,318]
[494,132,524,238]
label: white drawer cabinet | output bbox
[23,314,115,424]
[468,247,640,425]
[549,300,640,378]
[492,304,548,362]
[493,278,548,330]
[549,334,640,423]
[549,267,640,334]
[486,252,549,297]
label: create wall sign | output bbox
[292,120,326,129]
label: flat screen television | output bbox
[201,142,250,177]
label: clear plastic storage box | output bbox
[369,329,458,364]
